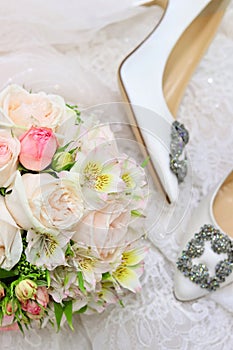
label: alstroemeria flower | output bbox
[112,245,148,293]
[72,141,125,209]
[120,155,147,191]
[86,282,118,314]
[49,266,87,305]
[72,245,111,291]
[25,230,69,270]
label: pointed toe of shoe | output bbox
[174,270,207,301]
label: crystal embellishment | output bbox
[169,121,189,183]
[176,224,233,292]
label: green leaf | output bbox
[63,300,74,331]
[131,210,146,218]
[0,309,3,326]
[77,271,85,293]
[102,272,111,281]
[0,268,18,279]
[66,103,83,124]
[17,320,24,334]
[119,299,125,308]
[65,244,74,258]
[54,302,64,332]
[56,140,73,153]
[46,270,51,288]
[75,305,87,314]
[140,156,150,168]
[36,280,48,287]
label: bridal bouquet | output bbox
[0,85,148,331]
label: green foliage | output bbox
[77,271,86,293]
[140,156,150,168]
[66,104,83,124]
[54,302,64,332]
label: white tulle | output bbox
[0,0,233,349]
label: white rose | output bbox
[0,84,72,133]
[0,130,20,188]
[0,197,22,270]
[6,171,85,235]
[72,201,133,260]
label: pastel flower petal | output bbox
[122,247,148,267]
[113,266,141,293]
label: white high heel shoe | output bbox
[118,0,229,203]
[175,170,233,301]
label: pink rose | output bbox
[0,130,20,187]
[19,127,58,171]
[35,287,49,308]
[21,300,43,320]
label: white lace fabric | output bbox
[0,1,233,349]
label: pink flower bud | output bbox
[0,284,5,300]
[19,127,58,171]
[15,279,37,302]
[5,300,18,316]
[36,287,49,308]
[21,300,44,320]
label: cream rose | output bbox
[0,197,22,270]
[0,130,20,188]
[5,171,84,234]
[72,202,133,260]
[0,84,71,132]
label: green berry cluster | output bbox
[16,236,47,280]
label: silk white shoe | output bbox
[174,170,233,301]
[118,0,229,203]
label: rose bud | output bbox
[51,151,74,172]
[5,299,18,316]
[0,283,5,300]
[21,300,44,320]
[19,127,58,171]
[15,279,37,302]
[35,287,49,308]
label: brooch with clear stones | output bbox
[169,121,189,183]
[176,224,233,291]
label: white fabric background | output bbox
[0,1,233,349]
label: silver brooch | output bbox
[176,224,233,292]
[169,121,189,183]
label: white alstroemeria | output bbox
[112,245,148,293]
[72,141,125,209]
[49,266,81,303]
[120,154,147,191]
[0,197,22,270]
[6,171,84,234]
[25,230,68,270]
[72,245,111,291]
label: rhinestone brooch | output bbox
[169,121,189,183]
[176,224,233,291]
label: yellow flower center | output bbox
[122,172,134,189]
[95,174,111,192]
[84,162,101,180]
